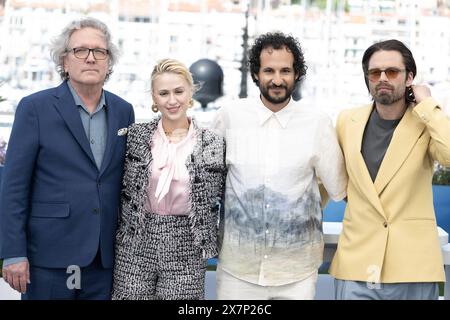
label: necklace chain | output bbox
[162,119,190,141]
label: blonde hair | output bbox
[151,58,197,93]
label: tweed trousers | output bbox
[112,213,207,300]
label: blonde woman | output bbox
[112,59,226,300]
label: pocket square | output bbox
[117,128,128,136]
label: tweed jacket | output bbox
[115,116,226,259]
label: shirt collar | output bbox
[67,81,106,114]
[256,96,296,128]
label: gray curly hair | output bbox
[50,17,119,82]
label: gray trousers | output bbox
[334,279,439,300]
[112,214,206,300]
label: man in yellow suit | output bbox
[329,39,450,299]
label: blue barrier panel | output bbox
[323,185,450,234]
[433,185,450,234]
[323,200,346,222]
[207,257,218,267]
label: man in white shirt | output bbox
[212,32,347,300]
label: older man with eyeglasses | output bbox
[0,17,134,299]
[329,39,450,300]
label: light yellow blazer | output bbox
[329,97,450,283]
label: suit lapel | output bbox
[374,107,425,195]
[99,92,119,176]
[348,105,386,217]
[53,82,96,167]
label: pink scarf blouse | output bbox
[145,119,195,215]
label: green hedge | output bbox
[433,165,450,185]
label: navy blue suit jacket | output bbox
[0,81,134,269]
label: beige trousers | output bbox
[216,265,318,300]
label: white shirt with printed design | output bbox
[212,97,347,286]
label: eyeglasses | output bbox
[67,47,109,60]
[366,68,405,82]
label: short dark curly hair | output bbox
[249,32,307,85]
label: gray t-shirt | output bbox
[361,108,401,182]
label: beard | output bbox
[259,82,295,105]
[371,82,405,105]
